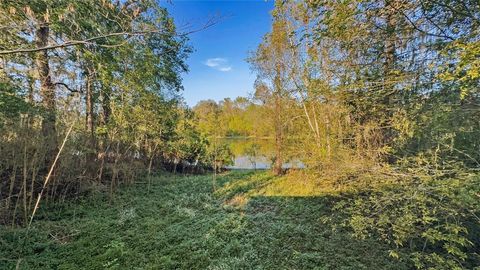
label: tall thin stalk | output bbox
[28,123,74,228]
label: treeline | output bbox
[0,1,218,225]
[193,97,300,167]
[196,0,480,268]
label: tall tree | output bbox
[249,12,294,175]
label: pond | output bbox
[221,138,305,170]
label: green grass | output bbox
[1,170,408,269]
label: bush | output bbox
[335,168,480,269]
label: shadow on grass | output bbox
[238,195,409,270]
[0,170,411,270]
[212,170,410,269]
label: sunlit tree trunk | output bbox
[273,75,284,176]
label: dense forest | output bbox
[1,0,479,269]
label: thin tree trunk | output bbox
[213,134,217,191]
[383,0,398,110]
[101,86,111,125]
[23,143,28,224]
[29,123,74,228]
[273,75,284,176]
[28,156,38,214]
[85,67,96,179]
[147,144,158,191]
[384,3,396,78]
[98,86,110,183]
[173,158,178,174]
[7,163,17,211]
[110,142,120,200]
[27,70,35,104]
[325,114,331,158]
[383,0,399,147]
[273,108,283,175]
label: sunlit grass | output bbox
[217,169,360,200]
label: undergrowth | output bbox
[0,170,407,270]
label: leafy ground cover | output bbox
[1,170,408,269]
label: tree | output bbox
[0,0,195,224]
[246,0,480,268]
[248,12,295,175]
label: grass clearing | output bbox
[1,170,409,269]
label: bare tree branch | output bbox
[54,82,82,94]
[0,16,220,55]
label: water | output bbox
[222,138,305,170]
[226,155,305,169]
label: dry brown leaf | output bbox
[44,9,50,22]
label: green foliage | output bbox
[0,82,32,119]
[336,170,480,269]
[0,171,409,269]
[0,0,197,225]
[210,142,234,170]
[247,1,480,269]
[1,0,479,269]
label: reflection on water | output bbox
[225,155,305,169]
[222,138,305,170]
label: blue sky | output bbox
[162,1,274,106]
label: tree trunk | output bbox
[100,86,111,125]
[147,145,157,191]
[97,86,110,182]
[273,110,284,175]
[212,134,217,191]
[383,0,397,105]
[273,75,284,176]
[382,0,399,148]
[35,22,57,164]
[273,131,283,176]
[27,69,35,104]
[85,67,96,179]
